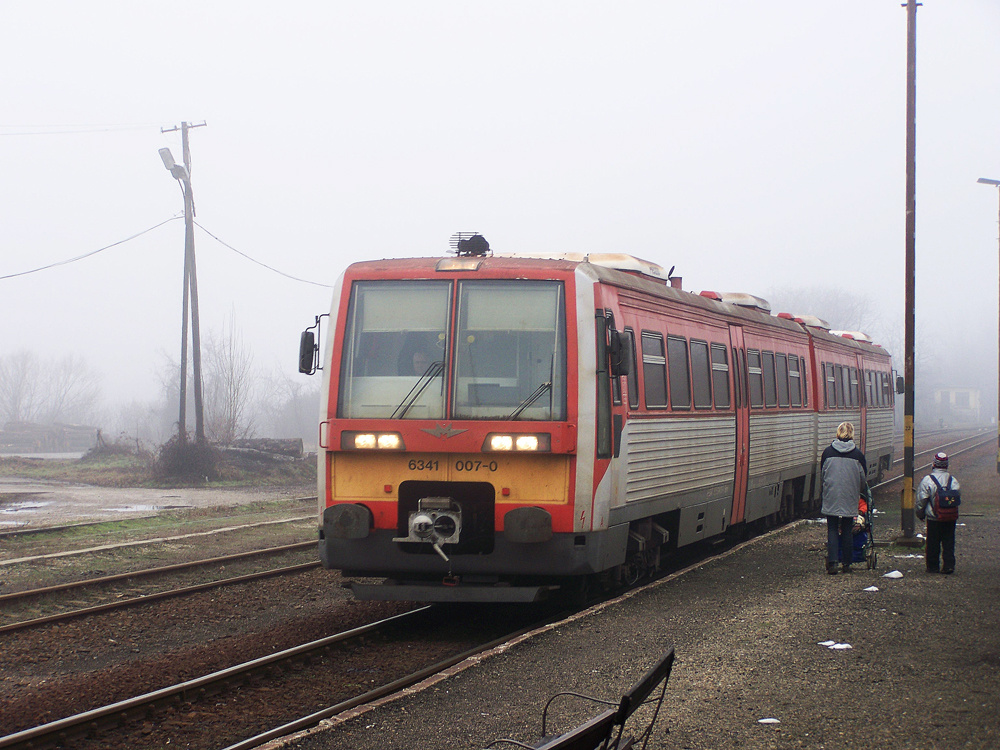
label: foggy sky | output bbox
[2,1,999,408]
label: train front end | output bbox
[310,256,605,603]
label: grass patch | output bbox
[0,451,316,489]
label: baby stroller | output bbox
[839,486,877,570]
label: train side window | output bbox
[762,351,777,408]
[775,353,790,407]
[865,371,874,407]
[691,340,712,409]
[802,361,808,407]
[641,331,668,408]
[849,368,859,407]
[747,349,764,408]
[835,365,846,407]
[886,372,894,406]
[711,344,731,409]
[667,336,691,409]
[788,355,801,407]
[625,328,639,409]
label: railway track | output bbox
[0,558,321,634]
[0,604,551,750]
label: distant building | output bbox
[933,388,982,427]
[0,422,99,454]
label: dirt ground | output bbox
[278,440,1000,750]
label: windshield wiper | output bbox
[507,381,552,420]
[391,361,445,419]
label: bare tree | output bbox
[203,315,257,445]
[0,350,101,426]
[40,354,102,424]
[257,370,321,448]
[0,350,42,424]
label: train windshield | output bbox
[452,280,566,421]
[337,278,567,422]
[338,280,451,420]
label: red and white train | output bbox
[299,239,895,602]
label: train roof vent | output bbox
[585,253,669,282]
[504,252,669,283]
[794,314,831,330]
[831,330,873,343]
[719,292,771,313]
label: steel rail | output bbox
[0,606,432,750]
[875,434,994,490]
[220,614,570,750]
[0,540,314,603]
[0,560,322,634]
[889,430,991,470]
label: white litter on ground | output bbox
[883,570,903,579]
[818,640,836,646]
[892,554,922,559]
[864,586,879,592]
[817,641,853,650]
[758,718,781,724]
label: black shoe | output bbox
[827,562,839,575]
[942,568,954,574]
[842,564,852,574]
[926,567,939,574]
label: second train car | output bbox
[298,241,895,602]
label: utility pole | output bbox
[900,2,919,541]
[160,121,207,444]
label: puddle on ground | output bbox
[101,504,194,512]
[0,500,53,513]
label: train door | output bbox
[728,325,750,524]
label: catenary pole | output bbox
[900,0,919,540]
[978,178,1000,473]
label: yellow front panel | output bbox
[332,452,571,504]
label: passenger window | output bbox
[788,355,801,407]
[762,351,777,408]
[711,344,731,409]
[625,329,639,409]
[691,340,712,409]
[641,332,667,408]
[776,353,789,407]
[747,350,764,408]
[667,336,691,409]
[849,368,859,407]
[835,365,846,407]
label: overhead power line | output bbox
[194,221,334,288]
[0,217,181,281]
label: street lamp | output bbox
[977,176,1000,474]
[160,132,205,446]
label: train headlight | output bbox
[342,431,406,450]
[377,433,401,450]
[490,435,514,451]
[515,435,539,451]
[483,433,551,452]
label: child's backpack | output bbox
[929,475,961,522]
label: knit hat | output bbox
[932,452,949,469]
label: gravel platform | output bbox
[273,444,1000,750]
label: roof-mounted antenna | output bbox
[449,232,491,257]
